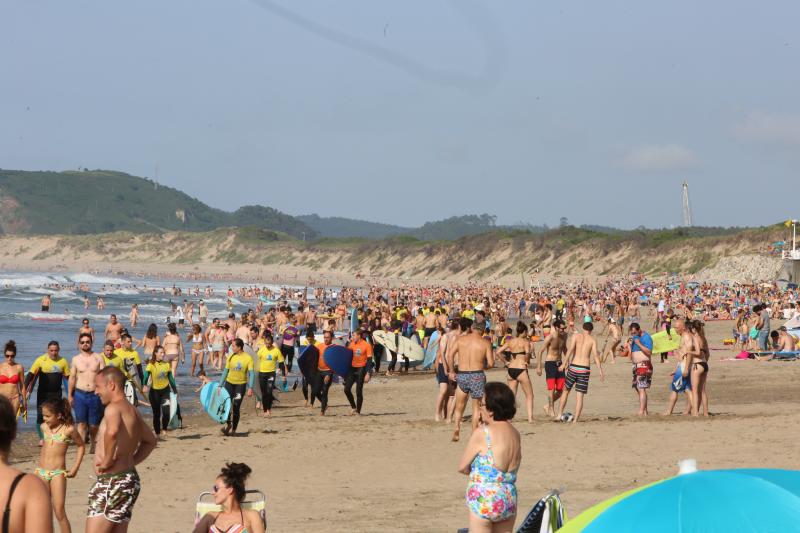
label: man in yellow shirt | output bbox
[219,339,254,435]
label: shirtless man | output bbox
[422,308,438,349]
[662,318,696,416]
[87,367,156,532]
[447,318,494,442]
[69,333,106,452]
[602,318,622,364]
[414,311,426,344]
[198,300,208,326]
[41,294,51,312]
[537,319,567,417]
[555,322,604,423]
[435,320,460,421]
[104,314,123,344]
[206,319,225,370]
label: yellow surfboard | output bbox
[651,331,681,354]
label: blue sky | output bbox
[2,0,799,228]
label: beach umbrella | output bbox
[558,463,800,532]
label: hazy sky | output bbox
[2,1,800,228]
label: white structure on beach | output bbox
[682,181,692,227]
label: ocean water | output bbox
[0,271,311,430]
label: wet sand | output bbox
[10,319,800,532]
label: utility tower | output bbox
[682,181,692,227]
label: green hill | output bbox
[0,169,317,239]
[297,214,411,239]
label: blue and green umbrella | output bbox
[558,468,800,532]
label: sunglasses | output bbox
[80,341,92,345]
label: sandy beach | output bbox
[8,319,800,532]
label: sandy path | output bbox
[10,320,800,532]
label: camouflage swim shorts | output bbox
[87,469,141,523]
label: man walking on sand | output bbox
[447,317,494,442]
[87,367,156,532]
[69,333,106,453]
[626,323,653,416]
[537,319,567,417]
[555,322,604,423]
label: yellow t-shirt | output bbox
[256,346,284,373]
[145,361,172,390]
[225,353,253,385]
[30,354,70,376]
[103,353,128,376]
[114,347,141,365]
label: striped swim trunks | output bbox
[565,364,591,394]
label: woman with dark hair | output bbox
[500,322,534,423]
[142,346,178,439]
[0,342,26,419]
[193,463,264,533]
[163,322,184,376]
[0,395,53,532]
[458,382,521,532]
[136,323,160,361]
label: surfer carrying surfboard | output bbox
[219,339,254,435]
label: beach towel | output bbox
[516,492,567,533]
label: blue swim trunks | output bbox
[73,389,104,425]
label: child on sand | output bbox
[36,398,85,533]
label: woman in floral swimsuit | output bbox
[458,382,521,532]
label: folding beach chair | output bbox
[194,489,267,530]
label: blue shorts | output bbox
[73,389,103,425]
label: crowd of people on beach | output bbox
[0,274,797,530]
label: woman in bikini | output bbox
[136,323,160,361]
[162,322,184,376]
[500,323,534,423]
[458,382,520,533]
[0,341,26,419]
[193,462,264,533]
[187,324,206,377]
[689,320,710,417]
[36,398,85,533]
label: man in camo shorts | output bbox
[88,367,156,531]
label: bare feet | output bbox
[350,409,357,416]
[451,431,460,442]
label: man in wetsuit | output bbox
[344,329,373,415]
[314,330,335,415]
[447,317,494,442]
[25,340,70,439]
[280,315,299,373]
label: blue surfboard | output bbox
[298,345,319,379]
[422,331,441,370]
[200,382,231,424]
[350,308,359,334]
[323,345,353,378]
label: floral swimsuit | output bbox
[466,426,518,522]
